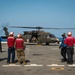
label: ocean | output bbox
[2,38,7,42]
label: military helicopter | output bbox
[2,26,75,45]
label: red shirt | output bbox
[7,36,15,47]
[64,36,74,46]
[15,38,25,49]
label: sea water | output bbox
[2,38,7,42]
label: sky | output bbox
[0,0,75,37]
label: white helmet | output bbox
[17,34,22,38]
[9,32,14,36]
[67,32,72,36]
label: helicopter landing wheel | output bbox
[46,43,49,45]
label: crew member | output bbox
[0,36,2,52]
[15,34,26,65]
[59,33,67,62]
[64,32,75,64]
[7,32,15,63]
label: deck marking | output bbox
[68,64,75,67]
[51,67,64,70]
[2,64,21,67]
[36,44,42,46]
[24,64,43,66]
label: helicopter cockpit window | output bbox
[46,34,56,38]
[49,34,56,38]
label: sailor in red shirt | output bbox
[15,34,26,65]
[64,32,74,64]
[7,32,15,63]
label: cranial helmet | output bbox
[62,33,66,36]
[9,32,14,36]
[17,34,22,38]
[67,32,72,36]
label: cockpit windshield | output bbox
[46,34,56,38]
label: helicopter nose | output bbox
[56,38,59,41]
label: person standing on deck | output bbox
[59,33,67,62]
[7,32,15,64]
[64,32,75,64]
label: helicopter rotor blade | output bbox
[10,26,75,30]
[0,28,4,35]
[0,23,6,34]
[5,23,9,28]
[43,27,75,30]
[10,26,43,29]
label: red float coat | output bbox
[15,38,25,50]
[64,36,75,46]
[7,36,15,47]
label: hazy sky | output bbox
[0,0,75,37]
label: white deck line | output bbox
[2,64,21,67]
[24,64,43,66]
[68,64,75,67]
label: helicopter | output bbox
[2,26,60,45]
[2,26,75,45]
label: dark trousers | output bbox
[61,47,67,60]
[7,47,15,63]
[66,47,74,63]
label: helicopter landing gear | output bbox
[46,43,49,45]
